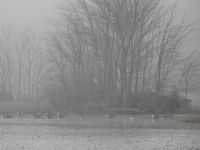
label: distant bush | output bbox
[0,100,51,114]
[0,90,14,102]
[46,87,69,112]
[179,98,192,113]
[184,114,200,123]
[128,92,191,114]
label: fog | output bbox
[0,0,199,53]
[0,0,200,149]
[0,0,199,109]
[0,0,56,30]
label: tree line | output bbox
[0,27,48,102]
[0,0,198,113]
[47,0,198,111]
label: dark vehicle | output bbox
[33,112,44,119]
[106,108,140,118]
[46,111,54,119]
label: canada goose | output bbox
[57,112,64,119]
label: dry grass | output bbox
[0,114,200,129]
[183,114,200,123]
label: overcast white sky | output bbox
[0,0,199,51]
[0,0,58,31]
[0,0,199,30]
[0,0,199,29]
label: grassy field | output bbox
[0,114,200,150]
[1,114,200,129]
[0,121,200,150]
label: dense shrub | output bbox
[128,92,191,114]
[0,100,51,114]
[0,90,14,102]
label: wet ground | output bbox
[0,118,199,150]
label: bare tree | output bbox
[180,51,199,99]
[0,26,14,100]
[49,0,195,110]
[154,7,193,95]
